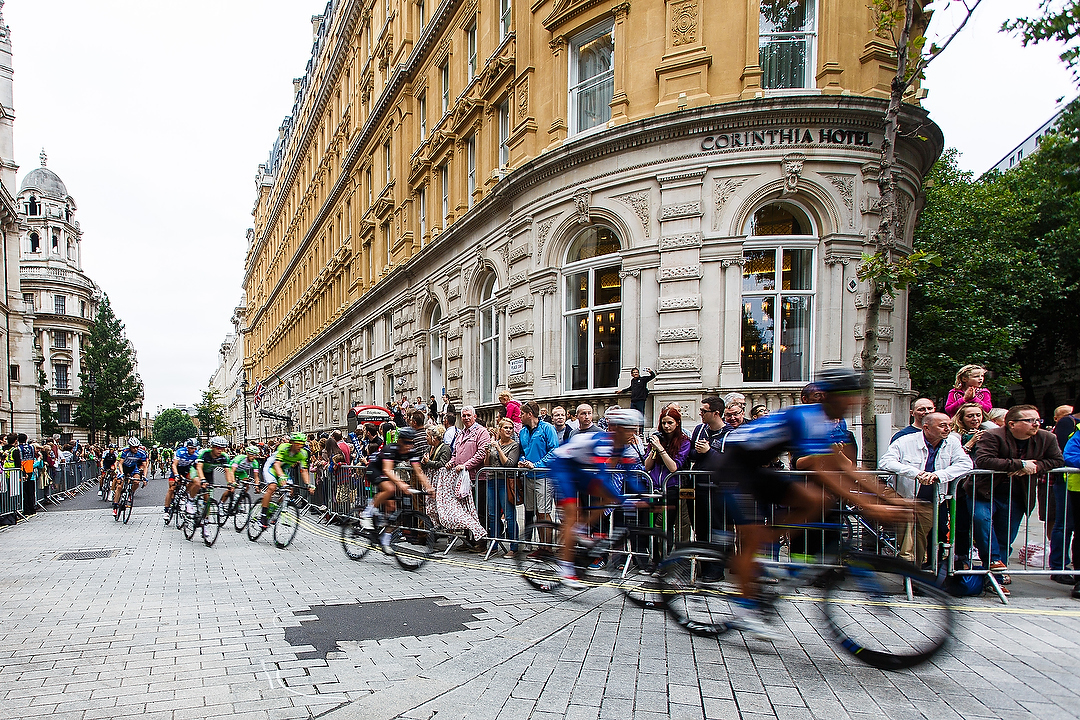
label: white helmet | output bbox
[210,436,228,448]
[127,437,141,447]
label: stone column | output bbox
[719,256,745,388]
[546,36,568,149]
[618,269,641,372]
[610,3,631,124]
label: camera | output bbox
[651,431,663,439]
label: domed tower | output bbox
[17,152,102,443]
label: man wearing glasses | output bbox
[688,396,728,469]
[972,405,1063,585]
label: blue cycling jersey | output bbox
[549,431,647,502]
[721,403,850,457]
[174,447,199,467]
[119,448,148,469]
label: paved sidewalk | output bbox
[1,506,1079,720]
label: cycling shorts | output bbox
[702,451,796,526]
[173,464,195,480]
[262,456,301,486]
[121,464,143,479]
[550,465,619,506]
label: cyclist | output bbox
[548,407,649,589]
[148,445,160,477]
[223,445,260,512]
[703,368,912,638]
[164,439,200,522]
[259,432,313,528]
[114,438,148,511]
[190,436,232,517]
[101,445,117,495]
[160,445,174,477]
[361,427,433,551]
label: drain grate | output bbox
[57,549,115,561]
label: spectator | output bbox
[539,406,552,424]
[550,406,573,445]
[1050,397,1080,583]
[408,410,429,461]
[428,395,440,424]
[426,425,486,547]
[570,403,599,436]
[331,430,351,465]
[442,412,458,450]
[722,392,746,414]
[517,401,560,534]
[618,367,657,418]
[645,406,690,491]
[1053,405,1074,427]
[973,405,1064,592]
[983,407,1007,428]
[880,412,972,567]
[892,398,937,443]
[952,402,986,456]
[749,404,769,421]
[444,405,490,544]
[945,364,992,416]
[442,392,456,419]
[498,391,522,434]
[485,418,521,557]
[1058,429,1080,598]
[688,396,727,469]
[722,403,745,431]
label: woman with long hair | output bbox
[945,364,992,416]
[645,406,691,539]
[951,401,985,456]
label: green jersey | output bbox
[273,443,309,470]
[196,448,232,481]
[229,454,256,480]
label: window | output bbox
[366,168,373,206]
[759,0,817,90]
[563,227,622,390]
[54,295,66,315]
[8,364,18,382]
[498,101,510,168]
[478,276,500,404]
[52,331,67,349]
[441,61,450,114]
[384,139,392,186]
[54,363,69,390]
[22,293,33,311]
[418,0,426,31]
[367,324,376,358]
[28,196,39,215]
[57,403,71,424]
[384,312,393,350]
[466,136,476,208]
[29,232,39,252]
[419,93,427,140]
[429,305,443,399]
[440,164,449,221]
[418,187,427,244]
[740,203,815,383]
[500,0,511,39]
[467,24,478,81]
[569,22,614,135]
[52,233,59,252]
[81,301,87,318]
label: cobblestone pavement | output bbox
[2,500,1080,720]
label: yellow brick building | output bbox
[242,0,941,438]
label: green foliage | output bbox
[194,388,228,441]
[72,295,143,440]
[907,144,1080,403]
[857,249,941,297]
[1004,1,1080,81]
[153,408,198,447]
[37,369,60,438]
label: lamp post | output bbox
[86,373,96,445]
[241,377,248,445]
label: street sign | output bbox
[508,357,525,375]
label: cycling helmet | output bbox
[289,432,307,443]
[244,445,259,455]
[605,407,645,428]
[185,438,197,448]
[816,368,866,393]
[127,437,141,447]
[210,436,228,448]
[397,427,418,444]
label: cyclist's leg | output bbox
[373,481,397,514]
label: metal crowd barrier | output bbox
[944,467,1079,604]
[0,467,25,522]
[41,461,100,505]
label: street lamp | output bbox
[86,373,96,445]
[241,377,248,445]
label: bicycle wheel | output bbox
[246,503,266,541]
[822,552,955,670]
[273,501,300,548]
[202,501,221,547]
[514,521,563,592]
[233,493,251,533]
[614,528,673,609]
[659,546,739,636]
[341,516,372,561]
[183,499,200,541]
[389,511,435,570]
[121,485,133,524]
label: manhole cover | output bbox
[286,597,482,659]
[57,550,115,560]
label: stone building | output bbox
[208,302,247,444]
[242,0,942,443]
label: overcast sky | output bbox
[3,0,1075,414]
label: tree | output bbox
[857,0,982,463]
[152,408,198,447]
[73,295,143,441]
[194,388,228,442]
[38,369,61,438]
[1005,2,1080,82]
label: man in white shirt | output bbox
[880,412,972,567]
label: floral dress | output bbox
[427,440,487,541]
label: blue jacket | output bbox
[519,420,560,467]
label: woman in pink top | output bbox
[945,364,992,416]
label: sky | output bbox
[3,0,1076,415]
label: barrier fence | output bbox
[1,468,24,521]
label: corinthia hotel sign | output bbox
[699,127,876,152]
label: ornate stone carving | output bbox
[823,252,850,266]
[618,269,641,279]
[447,327,463,340]
[896,192,913,243]
[861,195,882,215]
[782,152,806,195]
[659,202,702,221]
[534,283,558,295]
[659,356,702,372]
[820,173,855,227]
[713,176,750,230]
[720,256,746,268]
[658,295,702,311]
[660,233,702,251]
[508,322,532,338]
[853,324,895,341]
[671,0,698,46]
[509,244,531,263]
[510,271,528,286]
[508,296,533,313]
[573,187,592,224]
[659,265,702,282]
[658,327,701,343]
[461,316,478,328]
[518,77,529,121]
[446,368,463,380]
[535,216,556,264]
[615,190,650,238]
[508,372,533,388]
[853,292,895,309]
[853,354,893,371]
[508,347,534,360]
[446,346,463,360]
[447,283,461,299]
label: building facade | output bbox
[207,302,246,444]
[242,0,942,441]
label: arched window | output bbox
[478,275,500,405]
[740,202,815,383]
[563,226,621,390]
[27,196,38,216]
[428,304,443,401]
[29,232,39,253]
